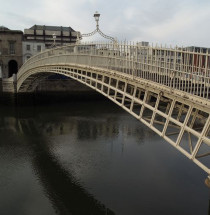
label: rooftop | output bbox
[29,25,75,32]
[0,26,10,31]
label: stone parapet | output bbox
[0,78,2,93]
[2,79,16,93]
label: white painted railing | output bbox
[18,42,210,100]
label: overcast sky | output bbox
[1,0,210,47]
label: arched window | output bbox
[8,60,18,77]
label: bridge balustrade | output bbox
[18,42,210,100]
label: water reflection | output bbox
[18,115,149,143]
[0,107,115,214]
[0,101,209,215]
[27,131,114,215]
[0,102,149,215]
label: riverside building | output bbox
[23,25,78,48]
[0,26,23,78]
[22,25,79,63]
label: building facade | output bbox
[24,25,78,48]
[22,41,45,63]
[0,26,23,78]
[184,46,210,69]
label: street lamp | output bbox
[52,33,56,46]
[78,11,117,43]
[94,11,100,29]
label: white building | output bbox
[22,41,45,63]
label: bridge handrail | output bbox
[18,42,210,100]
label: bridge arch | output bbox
[17,63,210,177]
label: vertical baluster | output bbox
[147,45,149,80]
[190,49,193,94]
[185,48,189,93]
[191,47,194,95]
[140,44,142,79]
[180,47,184,91]
[162,46,166,85]
[143,45,144,79]
[167,47,170,88]
[178,47,181,91]
[154,44,156,83]
[124,41,126,74]
[125,41,127,74]
[145,45,148,80]
[187,48,191,93]
[125,41,129,74]
[145,44,147,80]
[130,41,132,76]
[203,52,207,98]
[155,45,158,84]
[207,54,210,99]
[197,50,201,96]
[199,50,203,97]
[130,41,131,76]
[158,45,161,85]
[192,47,196,96]
[163,45,166,86]
[123,41,125,74]
[203,50,208,99]
[151,43,153,82]
[160,44,162,85]
[129,41,134,75]
[183,49,186,92]
[194,48,198,95]
[151,44,153,82]
[143,45,145,79]
[120,41,122,73]
[158,45,162,84]
[136,42,138,78]
[174,47,176,89]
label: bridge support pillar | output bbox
[0,68,2,93]
[1,74,17,93]
[0,74,17,105]
[13,73,17,94]
[0,78,2,93]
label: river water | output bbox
[0,99,209,215]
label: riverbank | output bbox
[0,78,105,105]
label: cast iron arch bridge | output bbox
[3,42,210,181]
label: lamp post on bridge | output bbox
[94,11,100,30]
[77,11,117,43]
[52,33,56,47]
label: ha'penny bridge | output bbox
[1,41,210,184]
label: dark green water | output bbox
[0,100,209,215]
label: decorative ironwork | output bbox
[77,12,117,43]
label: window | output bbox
[26,45,30,51]
[37,45,41,52]
[25,56,31,62]
[9,42,15,54]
